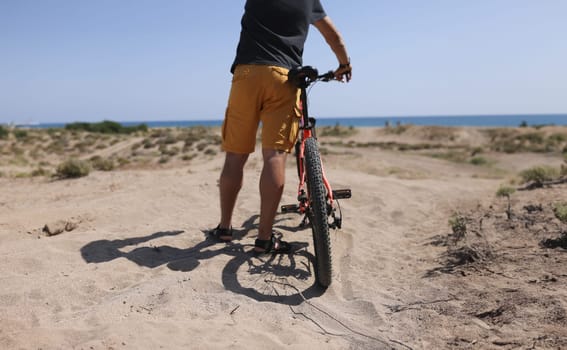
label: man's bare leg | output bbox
[256,148,287,250]
[218,152,249,236]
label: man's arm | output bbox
[313,16,352,82]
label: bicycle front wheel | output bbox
[304,137,332,288]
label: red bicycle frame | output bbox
[281,66,350,228]
[295,96,335,215]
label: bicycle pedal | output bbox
[281,204,299,213]
[332,189,352,199]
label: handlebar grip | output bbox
[319,71,335,82]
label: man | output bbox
[211,0,352,254]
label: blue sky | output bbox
[1,0,566,124]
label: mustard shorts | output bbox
[222,64,301,154]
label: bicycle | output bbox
[281,66,351,289]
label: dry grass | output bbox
[0,126,222,178]
[2,124,566,180]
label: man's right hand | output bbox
[334,63,352,82]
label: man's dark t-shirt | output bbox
[231,0,327,73]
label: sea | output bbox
[16,114,567,129]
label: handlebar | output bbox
[318,70,335,82]
[288,66,335,88]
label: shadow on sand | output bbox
[80,215,325,305]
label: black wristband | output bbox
[339,58,351,68]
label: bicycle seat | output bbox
[288,66,319,87]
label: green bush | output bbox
[182,154,197,161]
[449,214,467,239]
[55,159,91,179]
[204,148,217,156]
[31,167,51,177]
[384,124,411,135]
[90,156,115,171]
[471,147,484,156]
[549,133,567,144]
[554,203,567,223]
[150,129,166,138]
[168,146,180,156]
[117,157,130,167]
[64,120,148,134]
[519,166,560,185]
[485,129,567,153]
[496,186,515,219]
[470,156,488,166]
[196,142,207,152]
[496,186,516,198]
[143,138,154,149]
[161,134,177,145]
[0,126,8,139]
[429,151,468,163]
[319,124,357,137]
[517,132,544,144]
[13,129,28,140]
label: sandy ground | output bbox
[1,126,566,349]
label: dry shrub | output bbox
[449,213,467,240]
[13,129,28,140]
[31,167,51,177]
[554,203,567,223]
[142,138,154,149]
[319,124,357,137]
[520,166,560,186]
[55,159,91,179]
[428,150,469,163]
[384,124,411,135]
[470,156,488,166]
[0,126,9,139]
[90,156,115,171]
[204,148,217,156]
[182,154,197,161]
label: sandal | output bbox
[209,225,233,242]
[254,233,292,254]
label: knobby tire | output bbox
[304,137,332,288]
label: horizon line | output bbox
[5,112,567,126]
